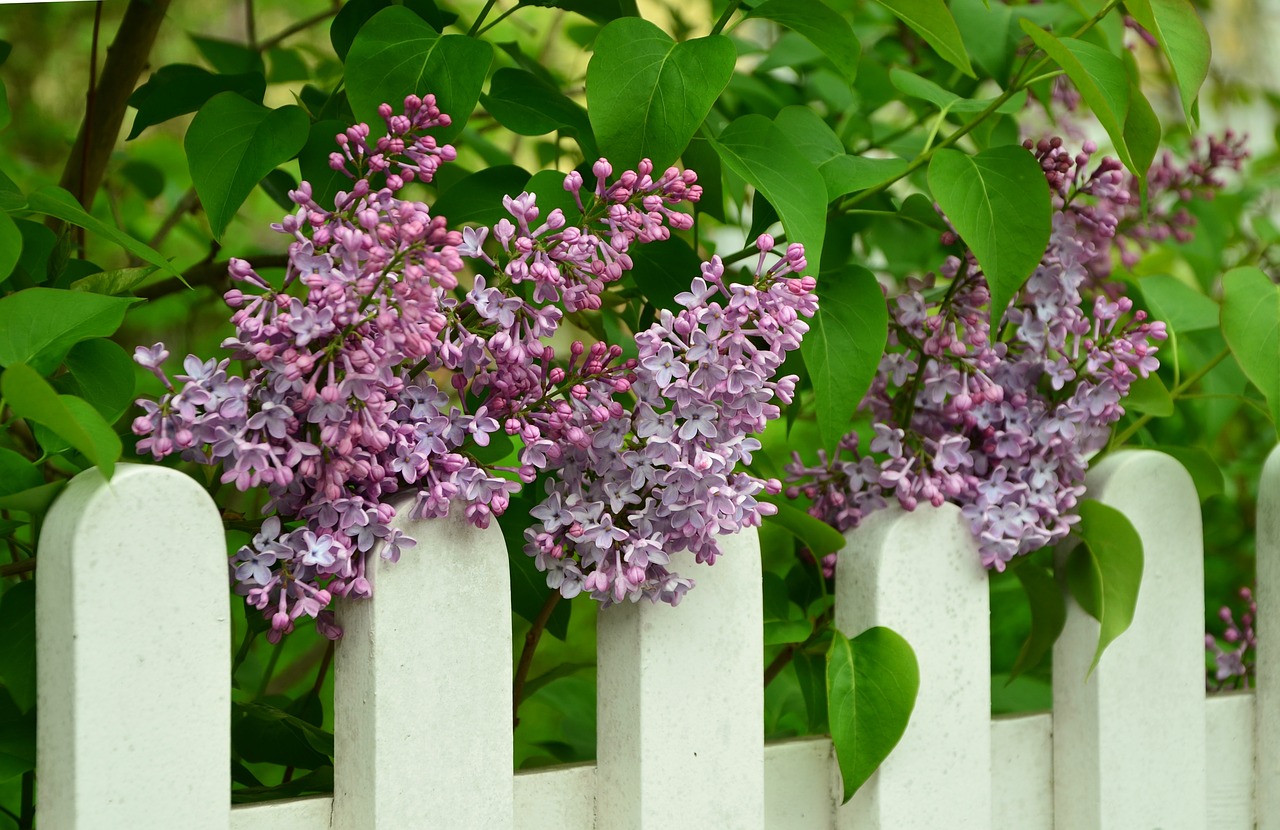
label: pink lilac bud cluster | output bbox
[131,96,707,640]
[1206,586,1257,691]
[524,236,817,604]
[787,139,1179,572]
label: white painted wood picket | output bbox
[31,447,1273,828]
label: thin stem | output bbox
[255,641,285,699]
[468,0,501,37]
[232,626,258,675]
[245,0,257,49]
[763,643,799,687]
[710,0,744,35]
[477,5,520,36]
[0,802,18,823]
[148,187,199,249]
[1110,347,1231,447]
[256,2,341,53]
[512,590,563,728]
[0,559,36,579]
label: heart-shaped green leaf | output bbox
[587,18,736,170]
[186,93,309,240]
[1221,266,1280,423]
[345,7,492,145]
[827,626,920,802]
[747,0,861,82]
[927,145,1051,322]
[127,64,266,140]
[482,68,597,158]
[2,365,121,478]
[1068,499,1143,672]
[0,287,137,375]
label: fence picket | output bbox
[1052,450,1205,829]
[1256,445,1280,828]
[36,465,229,830]
[833,502,992,829]
[595,528,764,829]
[332,500,513,829]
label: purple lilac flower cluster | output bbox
[1206,586,1257,691]
[524,236,817,605]
[132,96,722,640]
[785,138,1213,573]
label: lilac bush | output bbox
[132,96,816,639]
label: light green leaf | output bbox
[1068,499,1143,672]
[1009,561,1066,679]
[709,114,827,259]
[587,18,736,170]
[765,619,814,645]
[889,69,1027,113]
[345,7,493,145]
[481,68,597,158]
[747,0,861,82]
[1125,373,1174,416]
[0,481,64,514]
[0,287,137,375]
[761,497,848,556]
[69,265,157,296]
[186,93,309,241]
[820,156,910,200]
[63,338,136,422]
[0,448,41,497]
[873,0,974,76]
[1220,266,1280,424]
[1,365,121,478]
[0,209,20,282]
[800,266,888,453]
[25,187,182,281]
[827,626,919,802]
[927,146,1051,322]
[1124,0,1210,124]
[1139,274,1217,333]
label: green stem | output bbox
[477,5,520,36]
[1110,347,1231,447]
[512,590,563,728]
[232,626,258,675]
[468,0,500,37]
[710,0,744,35]
[256,641,284,699]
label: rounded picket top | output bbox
[37,464,230,830]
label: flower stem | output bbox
[468,0,500,37]
[512,589,563,728]
[711,0,744,35]
[1109,347,1232,447]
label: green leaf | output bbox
[1122,77,1161,204]
[191,34,265,75]
[628,234,703,315]
[0,480,65,514]
[1150,445,1223,502]
[927,146,1051,321]
[0,287,137,374]
[345,7,493,145]
[1069,499,1143,672]
[953,0,1018,81]
[25,186,182,281]
[0,209,20,283]
[518,0,632,23]
[1020,22,1142,187]
[266,47,310,83]
[1,365,121,477]
[126,64,266,140]
[587,19,736,170]
[232,766,334,805]
[747,0,861,82]
[0,582,35,713]
[331,0,459,61]
[770,107,907,200]
[800,265,887,453]
[827,626,920,802]
[0,167,24,212]
[481,68,597,158]
[821,156,910,200]
[432,165,533,227]
[1124,0,1210,124]
[186,93,309,241]
[710,114,826,259]
[765,619,813,645]
[794,651,829,732]
[1138,274,1217,333]
[889,69,1028,113]
[296,120,351,212]
[1124,373,1173,416]
[872,0,974,77]
[499,494,571,641]
[68,265,157,296]
[63,338,136,422]
[232,701,333,769]
[1009,562,1066,679]
[120,160,166,199]
[760,497,847,556]
[1220,266,1280,423]
[0,449,41,497]
[0,689,35,782]
[0,78,9,132]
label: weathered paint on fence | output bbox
[33,448,1269,828]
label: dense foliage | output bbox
[0,0,1274,820]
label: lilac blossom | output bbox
[1206,586,1257,691]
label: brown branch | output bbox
[256,1,341,53]
[57,0,173,213]
[1,559,36,579]
[137,252,290,301]
[763,643,799,687]
[512,590,562,728]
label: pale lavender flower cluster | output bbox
[787,139,1175,572]
[1206,586,1257,691]
[524,236,817,604]
[132,96,708,640]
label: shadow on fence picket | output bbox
[33,448,1270,828]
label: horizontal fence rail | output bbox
[32,447,1271,828]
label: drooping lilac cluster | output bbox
[786,138,1205,572]
[1206,586,1257,691]
[524,236,817,604]
[132,95,712,639]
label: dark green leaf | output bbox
[710,114,826,259]
[1008,562,1065,679]
[2,365,121,477]
[587,19,736,170]
[345,7,493,144]
[331,0,459,61]
[927,145,1051,321]
[794,650,829,732]
[628,234,703,315]
[433,166,533,227]
[953,0,1018,80]
[524,169,583,220]
[0,210,20,282]
[761,497,847,556]
[119,160,166,199]
[0,582,35,713]
[481,68,597,158]
[0,78,9,132]
[0,167,23,212]
[1122,75,1161,203]
[260,168,300,211]
[0,480,65,513]
[0,287,137,374]
[1220,266,1280,423]
[266,47,310,83]
[800,265,888,453]
[63,338,136,422]
[1124,0,1210,124]
[232,766,334,805]
[186,93,309,240]
[1069,499,1143,672]
[0,449,41,498]
[873,0,974,76]
[747,0,861,81]
[827,626,919,802]
[297,119,351,212]
[25,186,182,281]
[190,34,265,75]
[1139,274,1217,333]
[126,64,266,140]
[521,662,596,700]
[681,132,725,221]
[990,673,1053,714]
[232,701,334,769]
[0,688,35,781]
[69,265,157,296]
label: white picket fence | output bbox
[29,447,1280,828]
